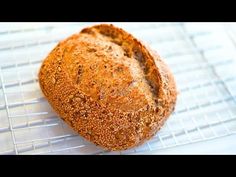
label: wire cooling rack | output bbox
[0,22,236,155]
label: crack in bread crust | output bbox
[38,24,177,151]
[81,26,160,108]
[98,29,158,107]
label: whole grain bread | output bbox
[38,24,177,151]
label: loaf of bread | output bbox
[38,24,177,151]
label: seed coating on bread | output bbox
[38,24,177,151]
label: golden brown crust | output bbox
[38,24,177,151]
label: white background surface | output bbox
[150,134,236,154]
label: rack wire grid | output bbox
[0,22,236,155]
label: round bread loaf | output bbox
[38,24,177,151]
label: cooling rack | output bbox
[0,22,236,154]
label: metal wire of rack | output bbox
[0,22,236,154]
